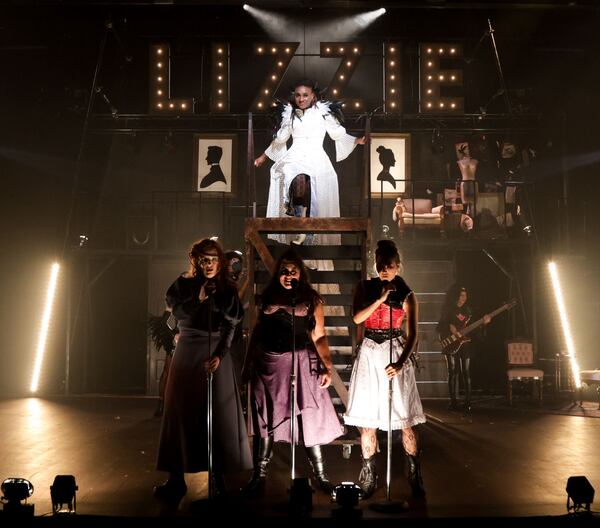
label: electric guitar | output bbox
[439,299,517,356]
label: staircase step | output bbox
[415,381,448,398]
[255,270,361,284]
[324,316,353,326]
[404,260,453,293]
[322,294,354,305]
[264,245,363,260]
[415,300,444,322]
[328,336,353,346]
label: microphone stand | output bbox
[289,283,297,482]
[206,281,215,501]
[371,283,408,513]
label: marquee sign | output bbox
[148,41,464,115]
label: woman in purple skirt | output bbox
[242,248,344,495]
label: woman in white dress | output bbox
[343,239,426,499]
[254,79,366,245]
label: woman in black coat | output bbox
[154,238,252,501]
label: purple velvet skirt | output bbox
[249,347,344,447]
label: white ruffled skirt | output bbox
[343,337,426,431]
[266,139,343,245]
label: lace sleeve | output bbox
[323,112,357,161]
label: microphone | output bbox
[290,278,299,292]
[382,279,401,306]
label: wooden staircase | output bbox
[403,258,454,398]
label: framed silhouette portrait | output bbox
[369,133,411,197]
[194,134,237,195]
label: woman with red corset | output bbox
[344,239,426,499]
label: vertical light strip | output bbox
[548,261,581,389]
[30,262,60,393]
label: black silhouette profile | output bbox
[200,145,226,189]
[376,145,396,189]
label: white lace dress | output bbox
[264,101,357,245]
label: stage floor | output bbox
[1,396,598,523]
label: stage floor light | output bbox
[50,475,78,515]
[566,476,594,512]
[1,477,34,517]
[332,481,363,518]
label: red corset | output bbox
[365,303,405,329]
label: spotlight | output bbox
[50,475,78,515]
[243,4,250,10]
[288,477,313,515]
[1,478,34,517]
[78,234,89,248]
[332,482,362,516]
[566,476,594,512]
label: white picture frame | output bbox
[194,134,237,195]
[369,133,411,197]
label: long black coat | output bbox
[156,274,252,474]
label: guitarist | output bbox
[438,285,491,411]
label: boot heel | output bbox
[242,436,273,496]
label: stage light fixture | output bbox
[243,3,250,10]
[1,478,34,517]
[548,261,581,388]
[30,262,60,393]
[566,476,594,512]
[333,481,362,507]
[50,475,78,515]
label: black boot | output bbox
[242,436,273,495]
[463,371,472,412]
[406,452,426,498]
[305,445,333,495]
[358,455,377,499]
